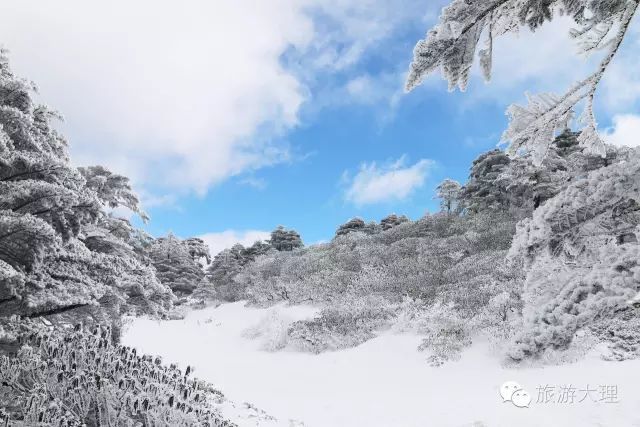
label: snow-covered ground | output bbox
[122,302,640,427]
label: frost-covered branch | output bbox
[407,0,640,162]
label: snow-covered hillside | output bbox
[123,302,640,427]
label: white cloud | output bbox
[603,114,640,148]
[343,156,434,206]
[0,0,310,194]
[199,230,271,256]
[0,0,431,197]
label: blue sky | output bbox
[1,1,639,252]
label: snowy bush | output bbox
[414,301,473,367]
[0,319,234,426]
[287,297,394,354]
[590,308,640,361]
[241,309,296,352]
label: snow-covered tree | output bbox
[406,0,640,163]
[205,244,247,302]
[435,178,462,214]
[240,240,273,262]
[184,237,212,266]
[0,50,173,321]
[199,239,275,302]
[148,234,207,296]
[81,218,174,317]
[507,153,640,359]
[380,213,409,231]
[336,217,366,236]
[269,225,303,251]
[460,149,511,213]
[461,132,626,217]
[335,217,379,237]
[78,165,148,221]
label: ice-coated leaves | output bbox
[407,0,639,163]
[577,102,607,158]
[0,320,235,426]
[507,153,640,359]
[502,92,575,165]
[79,165,149,222]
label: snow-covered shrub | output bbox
[0,320,234,426]
[394,298,475,365]
[414,301,473,367]
[228,209,518,358]
[242,308,297,352]
[288,297,394,354]
[590,308,640,361]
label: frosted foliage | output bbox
[462,131,625,217]
[232,213,516,355]
[407,0,639,163]
[79,165,149,222]
[0,320,234,426]
[269,226,303,251]
[503,92,575,165]
[0,50,169,319]
[201,241,274,303]
[507,153,640,359]
[379,214,409,231]
[148,235,207,296]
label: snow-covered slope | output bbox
[122,302,640,427]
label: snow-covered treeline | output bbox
[201,130,640,363]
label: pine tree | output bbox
[380,214,409,231]
[0,50,172,320]
[269,225,303,251]
[460,149,511,214]
[204,244,247,301]
[335,217,379,237]
[148,234,208,296]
